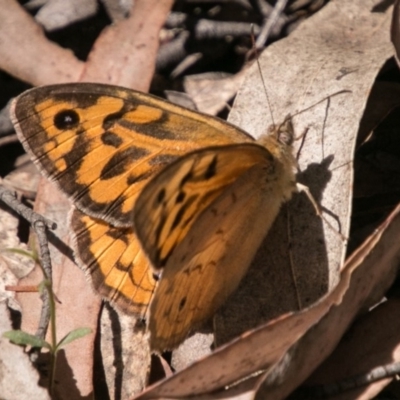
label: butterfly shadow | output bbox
[52,349,94,400]
[214,154,339,345]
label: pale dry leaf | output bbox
[0,0,84,85]
[134,202,400,400]
[0,194,32,307]
[24,0,48,10]
[0,177,36,322]
[100,0,133,22]
[171,332,214,371]
[216,0,393,345]
[165,90,198,110]
[80,0,174,91]
[3,156,41,199]
[0,181,35,281]
[183,70,248,115]
[0,302,50,400]
[100,307,150,399]
[34,0,97,31]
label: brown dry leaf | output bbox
[260,207,400,399]
[357,82,400,147]
[304,297,400,400]
[0,0,84,85]
[80,0,174,91]
[16,181,102,399]
[134,202,400,400]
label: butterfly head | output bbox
[267,114,294,147]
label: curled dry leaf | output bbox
[305,297,400,400]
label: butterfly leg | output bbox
[296,182,348,242]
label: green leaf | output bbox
[56,328,92,350]
[3,330,51,350]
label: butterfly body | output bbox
[11,83,297,351]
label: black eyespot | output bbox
[54,110,80,130]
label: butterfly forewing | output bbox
[134,144,295,351]
[11,83,253,227]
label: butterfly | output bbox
[11,82,297,352]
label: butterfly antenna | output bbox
[251,25,275,127]
[290,90,352,120]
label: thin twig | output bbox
[0,134,19,147]
[256,0,288,49]
[298,362,400,398]
[0,185,56,340]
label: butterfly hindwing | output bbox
[70,208,156,317]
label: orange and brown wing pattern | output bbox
[11,83,253,227]
[134,143,287,350]
[134,143,273,271]
[70,208,157,317]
